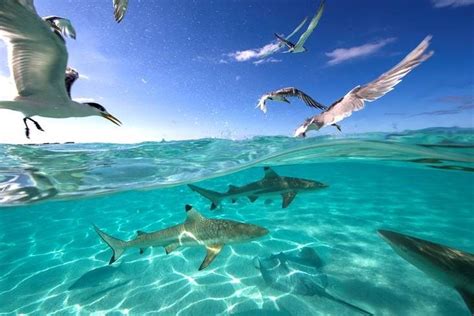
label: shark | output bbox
[254,248,373,315]
[94,205,269,270]
[188,167,328,210]
[378,229,474,315]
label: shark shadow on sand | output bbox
[188,167,327,210]
[254,247,373,315]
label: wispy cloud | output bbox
[253,57,282,66]
[413,95,474,116]
[325,38,396,66]
[228,41,281,63]
[431,0,474,7]
[386,95,474,116]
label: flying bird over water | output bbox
[293,36,433,137]
[275,0,325,53]
[113,0,129,23]
[0,0,121,139]
[257,87,326,114]
[43,15,76,40]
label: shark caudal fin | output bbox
[94,225,127,264]
[188,184,223,210]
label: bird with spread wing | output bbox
[293,36,433,137]
[0,0,121,139]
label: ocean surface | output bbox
[1,127,473,315]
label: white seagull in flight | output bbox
[113,0,129,23]
[293,36,433,137]
[275,0,325,53]
[0,0,121,139]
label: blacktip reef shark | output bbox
[254,248,373,315]
[188,167,328,210]
[378,229,474,314]
[94,205,268,271]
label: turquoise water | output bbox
[1,128,473,315]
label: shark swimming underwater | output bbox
[378,229,474,314]
[254,248,373,315]
[188,167,327,210]
[94,205,269,270]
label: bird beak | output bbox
[101,113,122,126]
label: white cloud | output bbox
[431,0,474,7]
[73,97,95,103]
[325,38,396,66]
[253,57,282,66]
[229,41,281,62]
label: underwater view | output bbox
[0,0,473,315]
[1,128,473,315]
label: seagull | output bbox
[293,35,434,137]
[113,0,129,23]
[257,87,326,114]
[275,0,325,53]
[259,17,308,59]
[0,0,121,139]
[43,16,76,40]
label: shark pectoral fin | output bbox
[248,195,258,203]
[137,230,146,236]
[210,203,217,210]
[139,248,145,254]
[165,243,180,255]
[199,244,224,271]
[456,287,474,314]
[282,191,297,208]
[231,199,237,203]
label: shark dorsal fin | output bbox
[185,205,205,223]
[228,185,239,193]
[263,167,279,179]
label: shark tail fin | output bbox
[188,184,223,210]
[94,225,127,265]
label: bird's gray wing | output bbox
[294,0,325,51]
[321,35,434,126]
[286,17,308,41]
[65,67,79,99]
[0,0,69,100]
[277,87,327,110]
[43,16,77,40]
[274,33,294,49]
[113,0,128,23]
[16,0,36,13]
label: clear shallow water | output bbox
[0,128,473,315]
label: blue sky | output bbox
[0,0,473,143]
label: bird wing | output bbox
[113,0,129,23]
[256,94,271,113]
[0,0,69,100]
[16,0,36,13]
[320,35,434,126]
[274,33,294,49]
[43,16,77,40]
[65,67,79,99]
[276,87,327,110]
[294,0,325,51]
[286,17,308,41]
